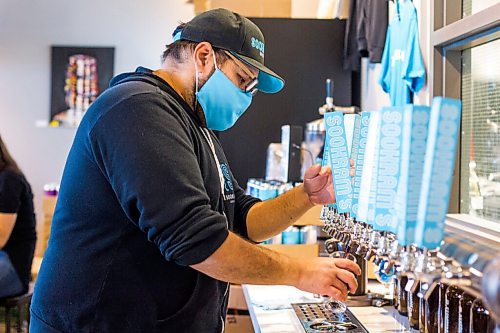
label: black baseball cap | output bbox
[172,8,284,94]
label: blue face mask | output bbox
[195,52,253,131]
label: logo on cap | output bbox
[251,37,265,58]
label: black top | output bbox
[0,169,36,291]
[31,68,260,333]
[344,0,387,71]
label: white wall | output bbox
[0,0,195,234]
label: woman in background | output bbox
[0,135,36,297]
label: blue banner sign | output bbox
[321,131,336,211]
[357,111,380,224]
[324,112,353,213]
[415,98,462,249]
[349,115,362,164]
[373,107,405,233]
[395,105,431,246]
[322,136,330,168]
[344,114,358,157]
[350,112,370,218]
[367,114,381,227]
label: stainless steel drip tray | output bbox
[292,303,369,332]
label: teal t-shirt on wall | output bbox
[379,0,426,106]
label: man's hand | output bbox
[303,161,354,205]
[193,233,361,302]
[303,164,334,205]
[292,257,361,302]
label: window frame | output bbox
[431,1,500,239]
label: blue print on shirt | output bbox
[379,0,425,106]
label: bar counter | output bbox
[242,284,412,333]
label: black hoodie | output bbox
[30,68,260,333]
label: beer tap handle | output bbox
[350,112,371,219]
[356,243,369,257]
[414,98,462,249]
[356,111,380,227]
[325,238,340,254]
[346,239,360,256]
[371,106,407,235]
[396,105,431,247]
[364,248,377,261]
[324,112,353,215]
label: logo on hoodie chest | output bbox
[220,163,235,202]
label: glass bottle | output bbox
[420,282,427,333]
[471,299,494,333]
[458,292,474,333]
[394,275,400,310]
[398,274,409,316]
[437,283,449,333]
[408,280,420,330]
[425,282,441,333]
[444,285,462,333]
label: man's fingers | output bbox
[334,258,361,276]
[326,286,347,302]
[304,164,322,179]
[337,270,358,294]
[330,279,348,297]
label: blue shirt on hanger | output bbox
[379,0,426,106]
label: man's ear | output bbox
[193,42,214,75]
